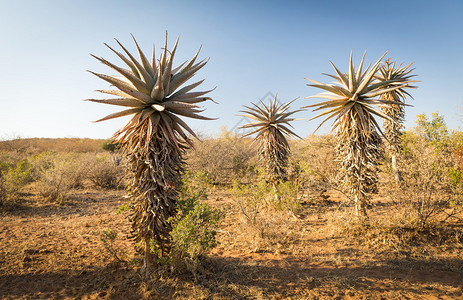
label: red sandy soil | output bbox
[1,187,462,299]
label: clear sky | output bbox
[1,0,462,139]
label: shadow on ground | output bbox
[1,254,462,299]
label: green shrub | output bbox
[415,111,449,147]
[180,170,212,197]
[150,177,223,272]
[101,139,120,153]
[0,174,6,205]
[5,159,33,190]
[0,161,9,173]
[274,181,301,213]
[169,198,222,267]
[231,180,271,238]
[449,167,463,187]
[0,159,33,205]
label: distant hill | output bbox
[0,138,107,154]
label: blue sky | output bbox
[0,0,462,139]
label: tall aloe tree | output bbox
[239,95,302,188]
[376,59,417,183]
[88,34,215,272]
[305,51,408,217]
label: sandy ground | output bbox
[1,187,462,299]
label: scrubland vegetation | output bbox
[1,112,462,299]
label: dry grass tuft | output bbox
[185,129,257,185]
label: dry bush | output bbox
[185,129,257,184]
[230,179,302,241]
[0,138,105,154]
[289,134,339,205]
[0,141,125,204]
[325,196,463,256]
[334,129,463,252]
[290,134,336,183]
[231,180,272,239]
[84,153,124,189]
[0,150,24,166]
[378,131,463,228]
[336,203,463,255]
[32,152,87,202]
[450,131,463,197]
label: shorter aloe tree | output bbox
[377,59,417,183]
[239,95,302,195]
[305,51,408,217]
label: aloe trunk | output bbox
[377,59,417,185]
[239,96,301,200]
[89,34,215,272]
[305,51,408,218]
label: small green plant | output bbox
[449,167,462,188]
[101,228,125,263]
[116,203,130,214]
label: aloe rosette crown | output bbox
[305,51,408,216]
[376,59,417,183]
[88,33,215,269]
[376,59,417,152]
[88,34,216,148]
[239,95,302,182]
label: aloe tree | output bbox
[88,34,215,272]
[305,51,408,217]
[239,95,301,195]
[376,59,417,183]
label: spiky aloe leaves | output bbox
[88,34,216,269]
[376,59,417,184]
[87,33,216,149]
[377,59,417,152]
[305,51,409,136]
[305,51,410,216]
[239,95,302,182]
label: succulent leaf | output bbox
[239,95,302,183]
[305,51,411,217]
[89,34,215,146]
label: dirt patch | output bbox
[1,188,462,299]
